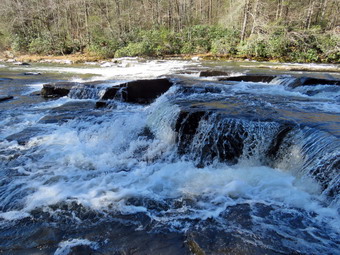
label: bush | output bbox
[28,37,52,54]
[180,25,227,54]
[115,42,150,57]
[88,39,118,58]
[316,33,340,62]
[211,29,240,55]
[237,35,269,58]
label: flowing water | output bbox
[0,59,339,254]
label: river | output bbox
[0,59,339,254]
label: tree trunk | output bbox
[241,0,250,42]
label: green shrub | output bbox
[115,41,150,57]
[180,25,227,54]
[211,29,240,55]
[88,39,118,58]
[28,37,52,54]
[237,35,269,58]
[316,33,340,62]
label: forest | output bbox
[0,0,339,63]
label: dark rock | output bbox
[69,245,97,255]
[219,75,276,83]
[175,111,246,165]
[123,78,173,104]
[13,62,30,66]
[95,101,108,108]
[0,95,14,102]
[101,78,173,104]
[289,77,340,88]
[266,124,294,160]
[199,70,230,77]
[101,87,121,100]
[41,82,79,98]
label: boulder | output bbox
[123,78,173,104]
[41,82,79,98]
[101,78,173,104]
[0,95,14,102]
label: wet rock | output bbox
[101,78,173,104]
[95,101,108,108]
[101,87,121,100]
[13,62,30,66]
[5,127,44,145]
[67,245,98,255]
[30,91,41,96]
[185,227,282,255]
[41,82,79,98]
[51,101,96,113]
[0,95,14,102]
[39,114,75,124]
[266,124,294,160]
[199,70,230,77]
[123,78,173,104]
[288,77,340,88]
[175,111,247,165]
[219,75,276,83]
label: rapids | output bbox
[0,59,339,254]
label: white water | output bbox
[10,59,196,80]
[0,90,338,227]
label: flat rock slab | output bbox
[0,95,14,102]
[41,78,173,104]
[199,70,230,77]
[219,75,276,83]
[218,74,340,87]
[288,77,340,88]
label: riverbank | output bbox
[1,52,339,73]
